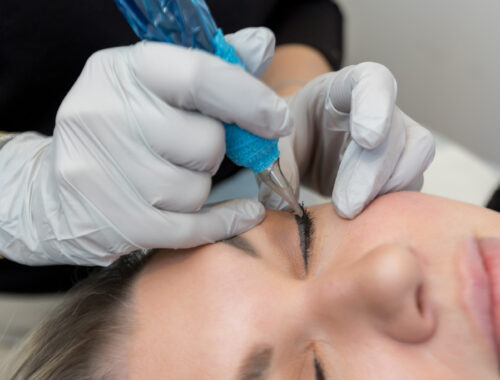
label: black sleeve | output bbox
[266,0,343,70]
[1,0,342,137]
[208,0,343,70]
[487,185,500,212]
[0,1,138,136]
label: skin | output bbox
[261,43,332,96]
[126,192,500,379]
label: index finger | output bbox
[332,107,406,219]
[334,62,398,149]
[130,41,292,139]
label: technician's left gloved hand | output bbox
[261,62,435,218]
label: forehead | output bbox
[126,243,294,378]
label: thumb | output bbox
[225,27,276,78]
[168,199,265,248]
[131,41,292,139]
[332,108,406,219]
[329,62,398,149]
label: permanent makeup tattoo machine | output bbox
[114,0,303,217]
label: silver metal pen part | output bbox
[256,160,304,217]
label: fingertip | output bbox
[332,176,368,220]
[221,199,265,235]
[246,27,275,77]
[225,27,276,77]
[253,95,293,138]
[350,62,397,149]
[172,200,265,247]
[215,198,265,221]
[240,199,266,220]
[350,115,390,149]
[418,127,436,169]
[274,97,294,137]
[407,175,424,191]
[248,200,266,225]
[332,196,358,220]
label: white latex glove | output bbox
[261,62,435,218]
[0,27,292,266]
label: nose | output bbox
[313,244,436,343]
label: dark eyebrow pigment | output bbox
[314,358,325,380]
[295,203,314,271]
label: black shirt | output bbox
[0,0,343,292]
[0,0,343,136]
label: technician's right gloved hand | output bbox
[0,27,291,266]
[261,63,435,218]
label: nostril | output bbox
[359,244,436,343]
[378,282,436,344]
[416,285,424,315]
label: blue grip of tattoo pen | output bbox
[210,30,279,173]
[114,0,303,215]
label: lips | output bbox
[461,238,497,357]
[477,238,500,359]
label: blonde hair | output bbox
[0,251,154,380]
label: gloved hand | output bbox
[0,27,291,266]
[260,62,435,218]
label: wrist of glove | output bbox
[0,27,293,266]
[260,63,435,218]
[0,133,128,265]
[0,132,19,150]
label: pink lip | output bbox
[460,238,498,361]
[477,237,500,363]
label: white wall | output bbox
[336,0,500,165]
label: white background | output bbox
[336,0,500,165]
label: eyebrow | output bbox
[238,345,273,380]
[294,206,314,271]
[315,358,326,380]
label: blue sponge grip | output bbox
[212,29,279,173]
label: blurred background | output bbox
[336,0,500,166]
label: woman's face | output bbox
[127,192,500,379]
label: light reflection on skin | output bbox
[126,192,500,379]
